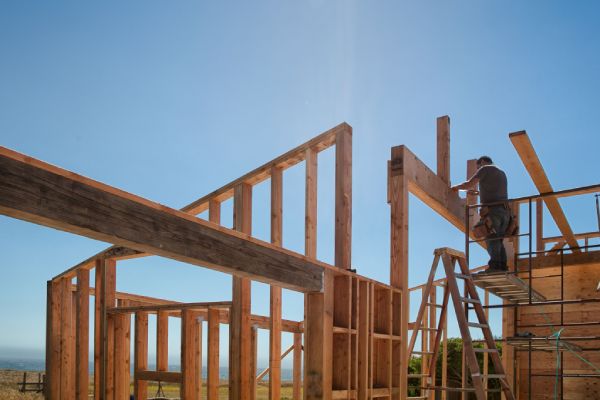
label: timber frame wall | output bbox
[1,116,598,399]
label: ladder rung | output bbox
[467,322,489,329]
[460,296,480,304]
[455,273,472,280]
[426,302,443,308]
[474,348,498,353]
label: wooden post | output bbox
[466,159,480,228]
[181,309,199,400]
[293,332,302,400]
[60,277,75,400]
[335,126,352,269]
[75,269,89,400]
[195,318,203,400]
[209,199,221,225]
[114,312,131,400]
[250,326,258,400]
[390,145,409,397]
[230,183,252,400]
[157,310,169,372]
[428,288,436,400]
[436,116,450,185]
[269,166,283,400]
[46,280,62,400]
[207,308,220,400]
[441,298,448,400]
[134,312,149,400]
[483,290,490,392]
[96,259,116,400]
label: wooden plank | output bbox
[181,309,198,400]
[0,146,323,292]
[466,159,480,229]
[357,281,369,400]
[93,261,101,400]
[270,166,283,400]
[109,301,232,314]
[134,312,149,400]
[135,370,182,383]
[209,199,221,224]
[509,131,580,252]
[516,250,600,270]
[60,277,75,400]
[436,116,450,184]
[113,312,131,400]
[207,308,220,400]
[75,269,89,400]
[156,310,169,372]
[230,183,253,400]
[389,147,409,397]
[195,318,203,400]
[46,280,62,400]
[335,126,352,269]
[305,148,318,259]
[293,332,302,400]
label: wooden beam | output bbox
[517,250,600,270]
[113,312,131,400]
[509,131,580,252]
[75,270,89,400]
[207,308,220,400]
[436,116,450,185]
[156,310,169,372]
[195,318,203,400]
[0,146,323,292]
[392,145,467,233]
[46,280,62,400]
[135,370,182,384]
[293,332,302,400]
[269,166,283,400]
[389,146,409,397]
[60,277,75,400]
[230,183,253,400]
[181,309,199,400]
[335,126,352,269]
[134,312,149,400]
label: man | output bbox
[452,156,509,272]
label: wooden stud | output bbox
[195,318,203,400]
[209,199,221,224]
[207,308,220,400]
[270,166,283,400]
[250,326,258,400]
[466,159,480,228]
[293,332,302,400]
[230,183,252,400]
[134,312,149,400]
[335,126,352,269]
[436,116,450,185]
[114,312,131,400]
[46,280,62,400]
[75,269,89,400]
[60,277,75,400]
[157,310,169,372]
[181,309,198,400]
[305,148,318,259]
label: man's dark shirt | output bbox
[473,165,508,204]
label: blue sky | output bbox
[1,1,599,367]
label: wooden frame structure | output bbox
[1,116,599,399]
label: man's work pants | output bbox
[485,206,510,270]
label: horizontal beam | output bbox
[391,145,469,234]
[0,146,323,292]
[543,230,600,244]
[510,131,580,252]
[135,370,182,383]
[109,301,232,314]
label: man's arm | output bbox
[451,176,479,192]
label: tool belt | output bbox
[472,203,519,239]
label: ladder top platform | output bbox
[471,271,547,303]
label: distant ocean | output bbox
[0,357,295,381]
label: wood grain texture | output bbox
[0,146,322,292]
[75,270,89,400]
[134,312,148,400]
[270,166,283,400]
[181,309,198,400]
[60,277,75,400]
[436,116,450,184]
[335,126,352,269]
[46,280,62,400]
[207,308,220,400]
[156,310,169,372]
[113,313,131,400]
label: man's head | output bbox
[476,155,493,168]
